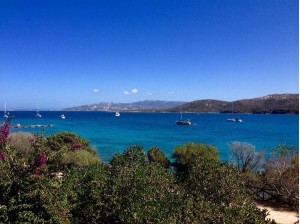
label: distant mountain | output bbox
[64,100,187,111]
[64,94,299,114]
[166,94,299,114]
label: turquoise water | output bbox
[6,111,299,162]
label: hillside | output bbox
[166,94,299,114]
[64,94,298,114]
[64,100,186,111]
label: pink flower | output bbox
[34,153,47,167]
[70,139,81,150]
[0,151,4,160]
[0,124,9,144]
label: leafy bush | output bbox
[0,125,285,223]
[0,131,71,223]
[147,146,170,168]
[61,150,100,167]
[179,157,268,223]
[8,132,34,155]
[109,145,147,172]
[172,142,219,179]
[47,132,94,153]
[64,163,110,223]
[107,162,181,223]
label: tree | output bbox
[263,144,299,208]
[228,141,264,172]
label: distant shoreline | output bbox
[6,110,298,115]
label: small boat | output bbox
[176,112,191,125]
[59,114,66,119]
[227,102,242,122]
[3,103,8,118]
[227,118,243,122]
[35,105,42,118]
[176,120,192,125]
[115,112,120,117]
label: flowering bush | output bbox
[70,139,81,150]
[0,128,271,223]
[34,153,47,167]
[0,124,9,144]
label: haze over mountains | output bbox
[64,101,186,112]
[64,94,299,114]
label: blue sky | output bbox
[0,0,298,110]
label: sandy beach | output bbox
[258,205,299,224]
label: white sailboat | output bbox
[227,102,242,122]
[35,105,42,118]
[59,114,66,119]
[176,111,191,125]
[3,103,8,118]
[115,111,120,117]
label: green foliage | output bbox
[0,130,101,223]
[179,157,267,223]
[63,163,110,223]
[1,128,287,223]
[147,146,170,168]
[123,145,147,164]
[8,132,34,155]
[107,162,181,223]
[172,142,219,165]
[172,142,219,179]
[61,150,99,167]
[0,149,71,223]
[109,145,146,171]
[47,131,94,153]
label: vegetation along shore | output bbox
[0,123,298,223]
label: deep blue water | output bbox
[5,111,299,162]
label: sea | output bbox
[5,111,299,162]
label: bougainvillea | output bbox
[0,151,4,160]
[34,153,47,167]
[0,123,9,144]
[70,139,81,151]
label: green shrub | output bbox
[63,163,110,223]
[107,162,181,223]
[0,127,283,223]
[172,142,219,179]
[8,132,34,155]
[179,157,268,223]
[109,145,146,172]
[61,150,100,167]
[47,132,94,153]
[147,146,170,168]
